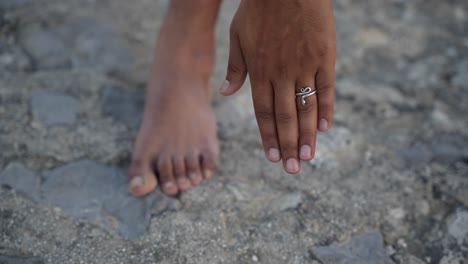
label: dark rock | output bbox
[64,20,134,77]
[0,162,40,200]
[399,135,468,164]
[18,18,134,77]
[0,255,43,264]
[0,0,32,10]
[41,160,176,239]
[102,86,144,129]
[452,60,468,93]
[430,134,468,163]
[398,143,432,163]
[18,25,70,70]
[311,232,395,264]
[447,209,468,247]
[29,90,80,126]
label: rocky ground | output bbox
[0,0,467,263]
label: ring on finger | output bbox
[295,87,317,106]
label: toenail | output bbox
[220,80,230,93]
[189,172,198,180]
[286,158,299,173]
[268,148,280,162]
[204,169,213,179]
[129,176,144,189]
[319,118,329,131]
[163,182,175,190]
[300,145,312,160]
[177,177,187,184]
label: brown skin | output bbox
[129,0,336,196]
[221,0,336,174]
[128,0,221,196]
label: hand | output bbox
[220,0,336,174]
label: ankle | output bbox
[166,0,221,33]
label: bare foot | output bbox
[128,0,221,196]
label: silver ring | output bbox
[295,87,317,106]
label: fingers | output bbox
[220,27,247,96]
[252,80,280,162]
[274,81,300,174]
[315,65,335,131]
[296,80,318,161]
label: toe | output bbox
[201,147,218,179]
[157,155,179,195]
[128,157,158,196]
[186,152,203,185]
[173,155,191,191]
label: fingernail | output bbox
[300,145,312,160]
[286,158,299,173]
[129,176,144,189]
[319,118,329,131]
[204,169,213,179]
[220,80,230,93]
[268,148,280,162]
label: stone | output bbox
[0,255,43,264]
[29,90,80,126]
[398,143,432,163]
[0,162,40,200]
[58,19,134,77]
[430,134,468,163]
[311,232,395,264]
[215,94,255,140]
[0,0,32,9]
[101,86,144,129]
[272,191,303,212]
[18,18,134,78]
[18,25,70,70]
[447,209,468,247]
[40,160,176,239]
[452,60,468,92]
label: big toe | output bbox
[128,158,158,196]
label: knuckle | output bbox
[297,104,315,114]
[316,83,334,94]
[276,112,294,124]
[227,62,246,75]
[316,42,329,57]
[261,132,277,143]
[300,128,316,139]
[255,109,275,121]
[277,62,288,77]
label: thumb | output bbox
[220,30,247,96]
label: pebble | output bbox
[18,18,134,77]
[40,160,177,239]
[101,85,144,129]
[29,90,80,126]
[0,162,40,200]
[311,232,395,264]
[0,255,43,264]
[447,209,468,247]
[19,25,70,70]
